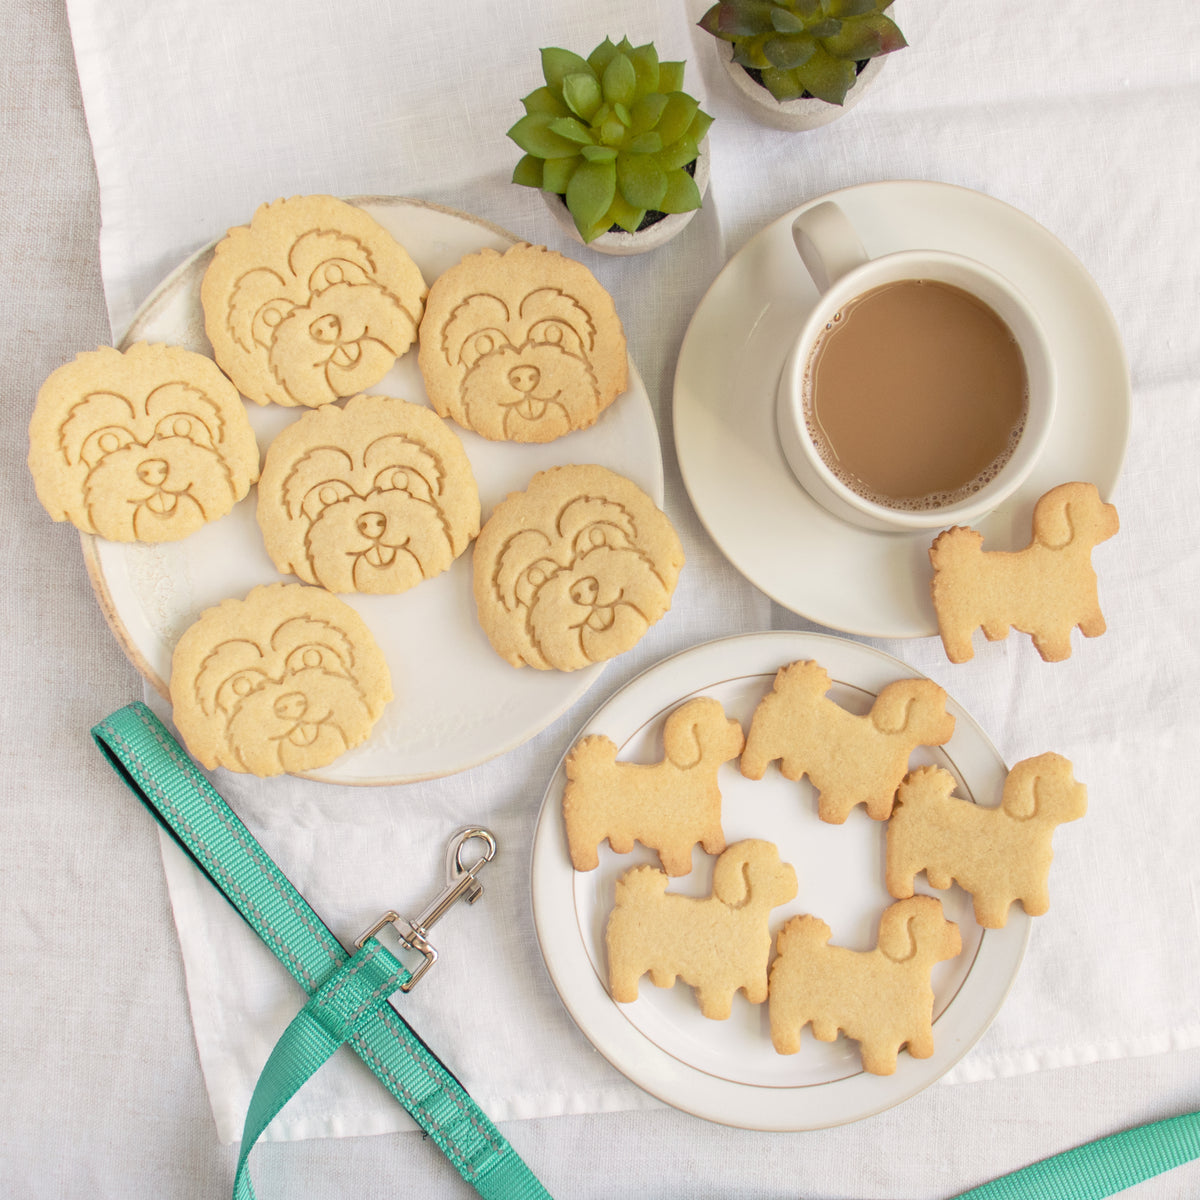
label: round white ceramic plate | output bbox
[82,197,663,785]
[531,631,1029,1130]
[673,180,1130,639]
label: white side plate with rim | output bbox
[532,631,1029,1130]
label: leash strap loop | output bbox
[92,702,551,1200]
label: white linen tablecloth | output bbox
[63,0,1200,1162]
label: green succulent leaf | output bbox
[657,92,699,145]
[760,66,805,101]
[795,0,822,16]
[687,110,715,146]
[521,86,571,118]
[613,102,632,126]
[608,192,647,234]
[793,43,857,103]
[586,37,618,76]
[548,116,595,145]
[630,92,670,132]
[828,0,876,16]
[566,158,617,233]
[825,11,905,55]
[658,61,685,92]
[732,36,773,70]
[630,42,660,93]
[657,135,699,171]
[541,47,591,90]
[580,143,618,162]
[806,18,842,38]
[562,71,603,120]
[600,114,627,146]
[708,1,777,37]
[628,131,663,155]
[659,167,703,214]
[763,32,817,69]
[511,154,544,188]
[771,8,806,33]
[508,111,582,159]
[542,155,582,194]
[602,52,637,107]
[616,152,668,210]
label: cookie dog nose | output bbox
[356,511,386,539]
[570,576,600,606]
[274,691,309,721]
[137,458,169,486]
[507,365,541,393]
[309,314,343,343]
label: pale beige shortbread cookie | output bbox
[256,393,479,594]
[563,696,745,875]
[929,481,1119,663]
[201,195,427,408]
[768,897,961,1074]
[170,582,392,777]
[740,660,955,823]
[418,243,627,443]
[887,755,1087,928]
[472,464,684,671]
[28,342,259,543]
[606,840,798,1020]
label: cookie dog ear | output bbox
[227,267,295,353]
[194,638,268,717]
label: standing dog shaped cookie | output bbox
[886,755,1087,928]
[563,697,744,875]
[740,660,955,823]
[929,481,1119,663]
[606,840,798,1020]
[768,897,961,1075]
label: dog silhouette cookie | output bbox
[170,582,392,776]
[887,756,1087,928]
[768,897,962,1074]
[929,481,1119,663]
[563,697,745,875]
[418,243,627,442]
[472,464,684,671]
[606,840,798,1020]
[256,393,479,593]
[201,195,427,408]
[740,660,955,823]
[28,343,259,543]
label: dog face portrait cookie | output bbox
[418,244,627,442]
[472,464,684,671]
[170,583,392,776]
[28,343,259,543]
[256,394,480,594]
[201,195,427,408]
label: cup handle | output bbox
[791,201,869,293]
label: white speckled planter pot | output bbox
[715,39,886,131]
[540,138,710,256]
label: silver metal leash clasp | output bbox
[355,826,497,991]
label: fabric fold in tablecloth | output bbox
[70,0,1200,1145]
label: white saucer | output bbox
[82,197,664,785]
[531,631,1029,1130]
[673,180,1130,639]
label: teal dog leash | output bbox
[92,701,551,1200]
[92,700,1199,1199]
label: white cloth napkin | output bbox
[68,0,1200,1145]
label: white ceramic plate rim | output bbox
[531,630,1030,1130]
[81,196,664,785]
[672,179,1130,640]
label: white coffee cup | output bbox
[776,201,1056,533]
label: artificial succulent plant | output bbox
[698,0,906,106]
[508,36,713,244]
